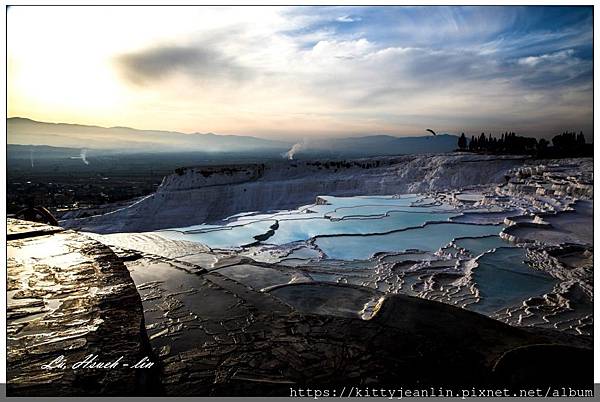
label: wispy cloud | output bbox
[518,49,575,67]
[336,15,361,23]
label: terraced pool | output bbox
[154,194,562,318]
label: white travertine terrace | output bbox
[71,155,591,335]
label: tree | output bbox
[478,133,487,150]
[469,136,476,151]
[458,133,467,149]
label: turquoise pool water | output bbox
[470,247,557,314]
[314,222,502,260]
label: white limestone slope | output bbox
[61,153,527,233]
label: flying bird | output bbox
[425,129,437,136]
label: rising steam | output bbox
[284,141,305,160]
[70,149,90,165]
[80,149,89,165]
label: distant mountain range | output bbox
[7,117,458,158]
[8,117,291,153]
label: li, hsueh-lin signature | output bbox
[41,354,154,370]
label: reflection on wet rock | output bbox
[7,219,156,396]
[267,282,384,319]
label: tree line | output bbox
[456,131,591,158]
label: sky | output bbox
[7,6,593,140]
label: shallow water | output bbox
[156,194,508,261]
[454,235,513,257]
[152,195,553,311]
[470,247,558,314]
[267,211,456,245]
[234,194,423,222]
[159,219,276,248]
[326,204,453,219]
[315,222,502,260]
[159,194,459,249]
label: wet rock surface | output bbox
[7,219,156,396]
[116,241,592,395]
[7,219,64,240]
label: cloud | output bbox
[517,49,575,67]
[514,49,591,90]
[336,15,361,23]
[115,43,252,85]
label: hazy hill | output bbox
[8,117,292,153]
[8,117,458,157]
